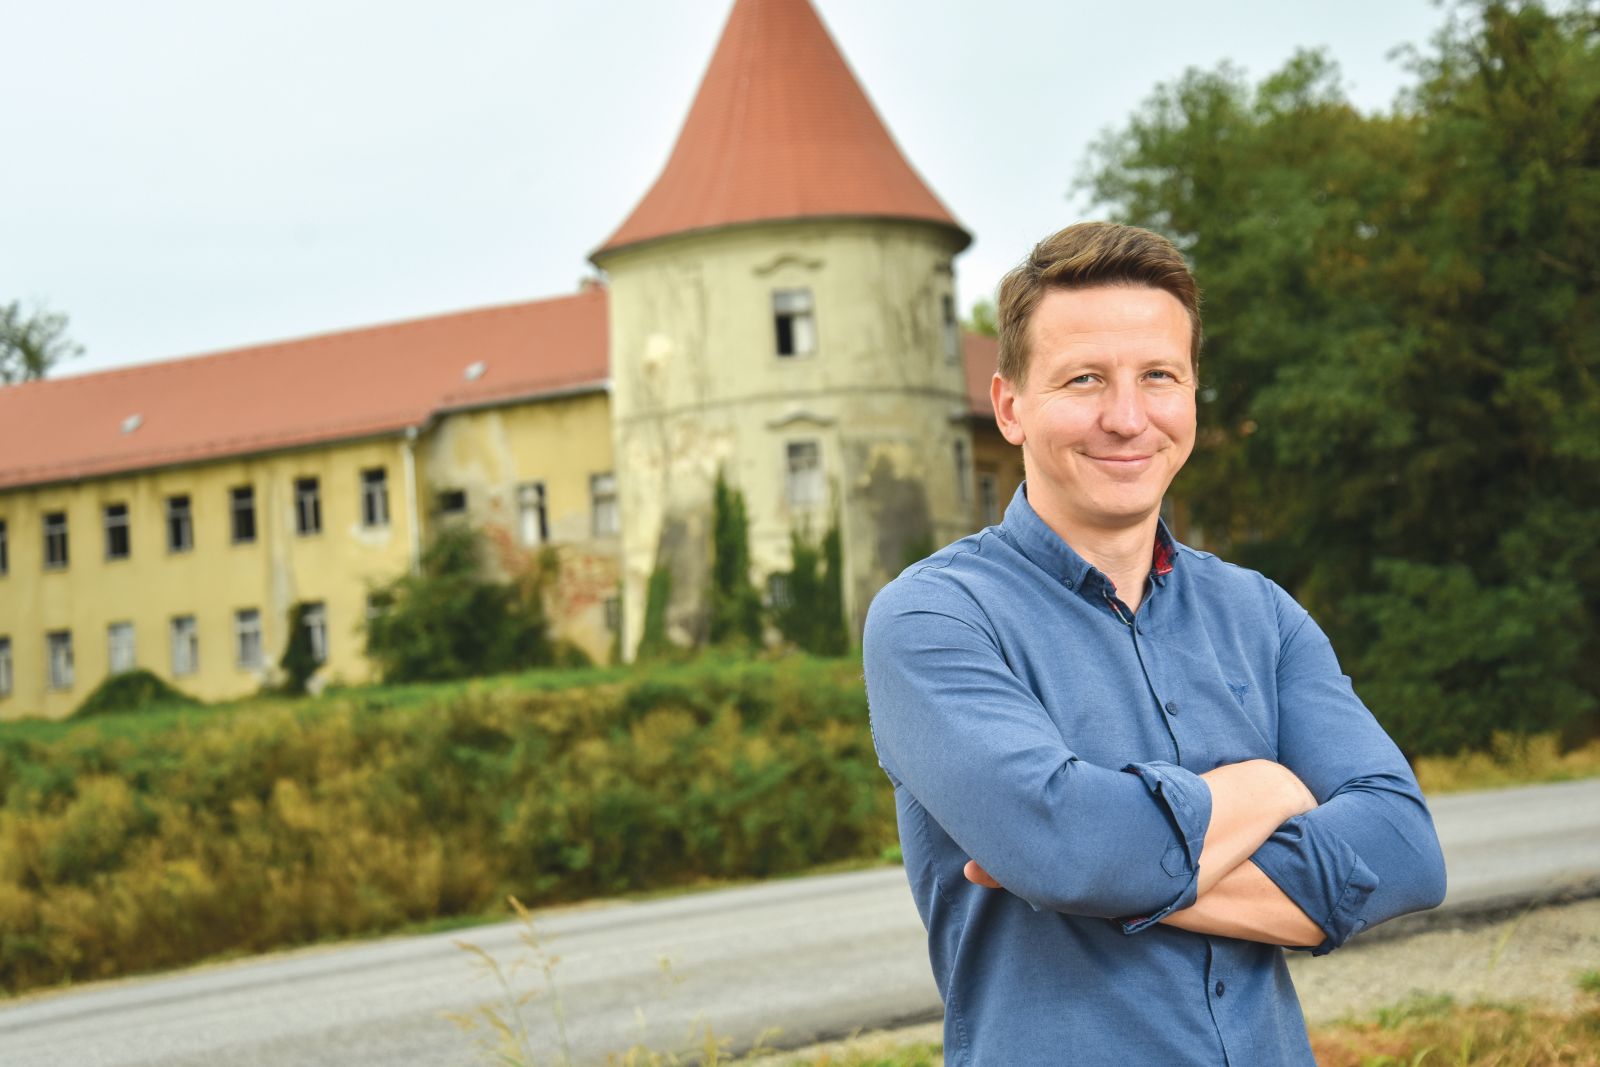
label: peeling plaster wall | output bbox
[419,391,620,664]
[599,217,972,654]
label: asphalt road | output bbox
[2,778,1596,1067]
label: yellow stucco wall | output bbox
[419,390,620,664]
[598,217,972,656]
[0,437,417,720]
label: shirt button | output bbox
[1164,700,1180,716]
[1063,578,1074,589]
[1214,980,1225,997]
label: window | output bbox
[786,441,824,508]
[766,574,792,611]
[166,495,193,552]
[47,630,73,690]
[43,512,68,569]
[0,518,9,575]
[954,439,971,506]
[942,293,961,364]
[773,288,817,357]
[590,473,618,537]
[517,482,548,546]
[170,615,199,676]
[108,622,136,674]
[295,477,322,535]
[235,609,263,669]
[104,502,131,560]
[0,636,11,697]
[437,489,467,515]
[302,602,328,664]
[231,486,257,544]
[604,596,621,634]
[361,468,389,527]
[979,472,1001,527]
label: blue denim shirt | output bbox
[864,486,1447,1066]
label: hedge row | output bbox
[0,655,892,995]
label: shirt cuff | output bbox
[1251,815,1380,955]
[1116,760,1212,934]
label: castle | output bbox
[0,0,1022,719]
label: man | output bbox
[863,222,1446,1065]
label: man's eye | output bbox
[1066,374,1096,386]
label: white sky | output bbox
[0,1,1449,378]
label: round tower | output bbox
[592,0,973,657]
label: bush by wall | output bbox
[0,653,887,995]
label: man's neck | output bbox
[1033,500,1161,614]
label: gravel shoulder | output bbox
[753,898,1600,1064]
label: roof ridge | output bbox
[13,287,606,396]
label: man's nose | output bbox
[1099,382,1149,437]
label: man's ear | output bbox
[992,372,1026,447]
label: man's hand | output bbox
[964,859,1002,888]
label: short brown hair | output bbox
[995,222,1201,384]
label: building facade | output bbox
[0,0,1023,720]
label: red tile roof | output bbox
[0,287,609,491]
[594,0,968,258]
[963,331,999,421]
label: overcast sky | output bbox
[1,1,1450,378]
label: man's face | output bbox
[991,285,1196,539]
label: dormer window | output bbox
[773,288,816,358]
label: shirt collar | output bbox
[1000,481,1179,593]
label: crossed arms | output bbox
[863,575,1447,953]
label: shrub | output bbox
[364,525,554,683]
[72,669,199,719]
[0,654,892,995]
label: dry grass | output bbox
[1414,732,1600,795]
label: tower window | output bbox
[295,477,322,535]
[0,518,8,575]
[0,636,11,697]
[104,502,131,560]
[773,288,817,358]
[786,441,824,507]
[231,486,257,544]
[361,468,390,527]
[43,512,68,569]
[437,489,468,515]
[942,293,961,364]
[166,495,193,553]
[954,439,972,505]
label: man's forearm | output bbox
[1190,759,1315,897]
[1160,858,1323,946]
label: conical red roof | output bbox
[594,0,968,258]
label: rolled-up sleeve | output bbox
[865,576,1213,921]
[1249,585,1447,954]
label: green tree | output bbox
[709,469,764,645]
[279,602,320,694]
[0,301,83,383]
[775,517,849,655]
[1081,1,1600,755]
[364,525,553,682]
[965,297,998,338]
[636,565,674,661]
